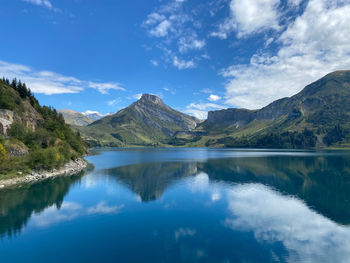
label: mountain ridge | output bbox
[58,109,95,126]
[78,94,200,146]
[76,70,350,148]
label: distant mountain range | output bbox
[82,110,112,121]
[58,109,95,126]
[58,110,113,126]
[72,70,350,148]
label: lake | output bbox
[1,148,350,263]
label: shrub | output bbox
[0,143,6,159]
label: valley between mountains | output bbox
[60,70,350,149]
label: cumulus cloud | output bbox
[211,0,281,39]
[208,94,221,102]
[0,60,125,95]
[223,0,350,109]
[184,102,226,119]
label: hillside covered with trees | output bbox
[0,78,86,179]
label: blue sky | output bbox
[1,0,350,119]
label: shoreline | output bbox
[0,158,88,190]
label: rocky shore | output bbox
[0,158,88,189]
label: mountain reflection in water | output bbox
[1,149,350,263]
[104,155,350,225]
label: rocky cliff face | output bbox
[206,97,293,128]
[0,109,14,136]
[0,95,42,137]
[19,100,43,131]
[202,70,350,137]
[207,108,256,127]
[132,94,199,133]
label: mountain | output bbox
[0,78,86,177]
[82,110,107,121]
[58,109,94,126]
[196,70,350,148]
[79,94,200,146]
[78,70,350,148]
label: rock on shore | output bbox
[0,158,88,189]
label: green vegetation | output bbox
[78,94,199,147]
[0,78,86,179]
[206,129,317,149]
[192,70,350,148]
[75,71,350,149]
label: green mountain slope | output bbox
[58,109,94,126]
[79,94,200,147]
[197,70,350,148]
[0,78,86,178]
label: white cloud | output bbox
[212,0,281,39]
[201,88,213,94]
[211,191,221,202]
[288,0,303,6]
[0,60,125,95]
[183,109,208,120]
[223,0,350,109]
[163,87,176,95]
[133,93,143,100]
[173,56,196,70]
[187,102,226,111]
[88,82,125,94]
[87,201,124,215]
[149,19,172,37]
[184,102,226,119]
[31,202,82,227]
[188,172,210,192]
[82,110,103,116]
[31,201,124,227]
[208,94,221,102]
[142,1,206,70]
[225,184,350,262]
[23,0,53,10]
[178,35,206,53]
[150,60,159,67]
[107,99,121,106]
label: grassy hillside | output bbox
[75,70,350,149]
[181,71,350,148]
[79,94,200,147]
[0,78,86,179]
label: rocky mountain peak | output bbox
[139,94,164,105]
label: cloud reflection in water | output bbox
[225,184,350,262]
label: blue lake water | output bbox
[1,148,350,262]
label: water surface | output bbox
[1,148,350,263]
